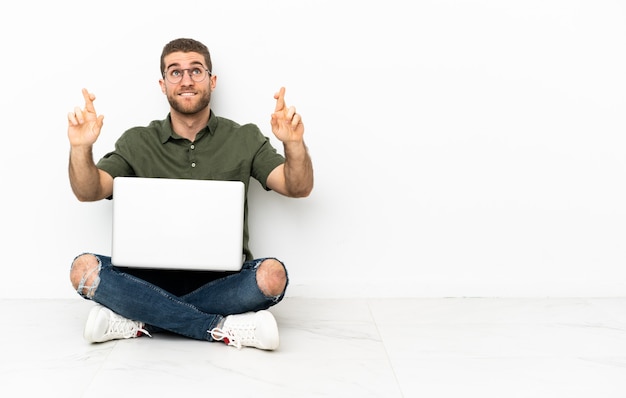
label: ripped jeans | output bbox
[71,254,288,341]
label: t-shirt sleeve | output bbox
[250,131,285,191]
[96,133,135,178]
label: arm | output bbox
[266,87,314,198]
[67,88,113,202]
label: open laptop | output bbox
[111,177,245,271]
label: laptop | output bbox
[111,177,245,271]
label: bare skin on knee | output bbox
[70,254,101,298]
[256,259,287,297]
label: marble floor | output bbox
[1,297,625,397]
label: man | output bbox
[67,38,313,350]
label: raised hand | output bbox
[270,87,304,144]
[67,88,105,147]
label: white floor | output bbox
[2,297,626,397]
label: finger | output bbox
[67,111,78,125]
[273,87,286,112]
[291,113,302,129]
[73,106,84,124]
[287,105,296,119]
[81,88,97,113]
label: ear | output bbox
[159,79,166,94]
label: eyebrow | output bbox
[165,61,206,71]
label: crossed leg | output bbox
[70,254,287,301]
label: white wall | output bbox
[1,0,625,299]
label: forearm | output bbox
[283,140,314,197]
[68,146,105,202]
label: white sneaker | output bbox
[210,310,279,350]
[84,304,151,343]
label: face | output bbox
[159,51,216,115]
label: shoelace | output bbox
[106,313,151,339]
[210,324,257,350]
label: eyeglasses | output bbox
[163,67,211,84]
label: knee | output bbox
[256,258,287,297]
[70,254,101,298]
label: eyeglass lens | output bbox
[165,67,209,83]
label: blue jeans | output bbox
[72,254,288,341]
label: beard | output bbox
[167,88,211,115]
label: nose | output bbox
[180,69,195,84]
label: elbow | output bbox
[72,188,89,202]
[298,187,314,198]
[72,188,102,202]
[290,182,314,198]
[74,193,96,202]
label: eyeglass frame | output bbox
[162,66,212,84]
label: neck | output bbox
[170,107,211,141]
